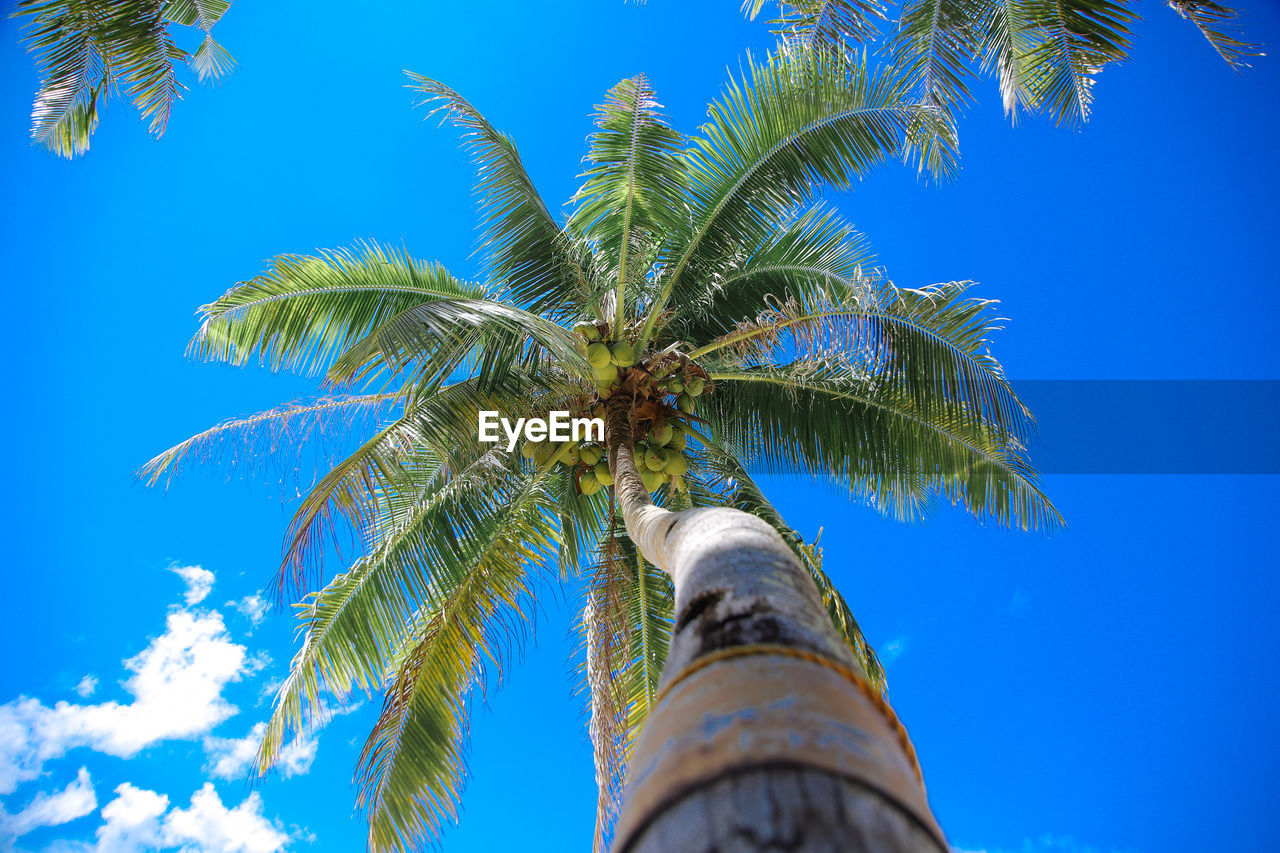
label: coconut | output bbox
[676,393,695,413]
[610,341,636,367]
[644,447,667,472]
[594,461,614,486]
[651,423,673,446]
[574,321,601,341]
[520,442,537,460]
[686,376,706,396]
[586,342,612,368]
[667,429,687,451]
[663,453,688,476]
[580,445,603,466]
[668,377,684,394]
[579,472,602,496]
[641,467,665,492]
[593,361,619,383]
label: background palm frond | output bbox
[14,0,235,157]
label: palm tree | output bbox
[13,0,236,158]
[143,45,1059,852]
[745,0,1262,127]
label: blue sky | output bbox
[1,2,1278,852]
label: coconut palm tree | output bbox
[144,45,1059,853]
[13,0,236,157]
[745,0,1262,127]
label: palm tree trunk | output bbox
[604,396,947,853]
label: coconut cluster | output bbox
[564,319,712,495]
[520,440,614,495]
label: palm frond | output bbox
[1166,0,1261,70]
[276,376,565,595]
[568,75,688,329]
[325,290,589,397]
[578,522,673,853]
[191,242,488,378]
[259,452,559,851]
[980,0,1135,127]
[138,392,405,489]
[640,46,957,349]
[743,0,888,48]
[888,0,981,115]
[704,360,1061,530]
[697,276,1034,442]
[407,72,592,318]
[16,0,236,157]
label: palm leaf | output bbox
[888,0,981,115]
[190,242,489,378]
[639,45,958,349]
[568,75,688,329]
[1166,0,1261,70]
[980,0,1136,127]
[704,360,1061,529]
[742,0,888,48]
[407,73,592,318]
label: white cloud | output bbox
[229,595,268,629]
[0,609,248,794]
[881,635,909,666]
[94,782,168,852]
[205,723,318,782]
[171,565,215,607]
[0,766,97,840]
[74,677,98,699]
[90,783,290,853]
[164,784,290,852]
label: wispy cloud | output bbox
[881,635,909,666]
[170,565,215,607]
[0,566,320,850]
[0,766,96,842]
[953,834,1136,853]
[229,594,269,630]
[86,782,291,853]
[0,608,248,794]
[204,724,316,781]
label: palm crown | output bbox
[144,45,1060,852]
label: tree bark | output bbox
[604,396,946,853]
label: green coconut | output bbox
[644,447,667,472]
[520,441,537,460]
[579,471,602,496]
[610,341,636,368]
[586,342,612,368]
[594,461,614,486]
[676,393,695,413]
[593,361,619,383]
[667,429,687,451]
[641,467,665,492]
[574,321,601,341]
[685,376,706,396]
[663,453,688,476]
[668,377,684,394]
[580,445,603,466]
[651,423,673,446]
